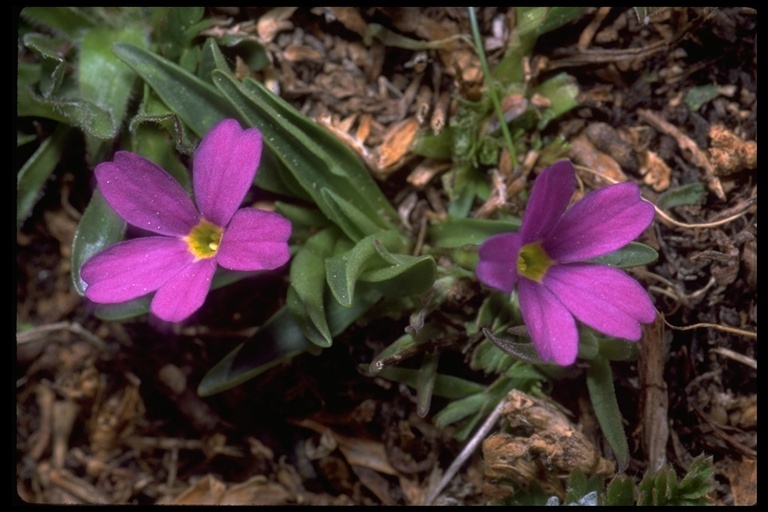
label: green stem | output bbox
[467,7,517,169]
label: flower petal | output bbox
[518,278,579,365]
[95,152,199,236]
[519,160,576,243]
[476,232,522,293]
[193,119,263,227]
[82,237,193,303]
[543,181,655,262]
[217,208,292,271]
[543,263,656,341]
[150,258,218,322]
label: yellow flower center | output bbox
[185,219,223,260]
[517,242,554,282]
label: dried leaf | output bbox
[639,149,671,191]
[170,474,227,505]
[585,122,638,172]
[723,458,757,506]
[322,7,368,37]
[294,418,399,476]
[220,476,292,505]
[283,44,323,62]
[638,108,725,200]
[569,133,628,185]
[376,117,420,173]
[257,7,297,43]
[406,159,452,188]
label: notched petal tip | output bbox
[520,160,577,242]
[518,279,579,366]
[217,208,292,271]
[194,119,264,226]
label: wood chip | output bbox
[638,315,669,473]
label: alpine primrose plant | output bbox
[477,160,656,366]
[81,119,292,322]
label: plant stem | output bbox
[467,7,517,169]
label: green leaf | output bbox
[20,7,98,38]
[17,125,71,228]
[17,88,117,140]
[17,131,38,147]
[684,84,720,112]
[21,32,68,98]
[531,72,580,130]
[111,42,238,137]
[493,7,584,83]
[216,34,271,73]
[598,337,638,362]
[428,217,521,248]
[199,284,382,396]
[321,188,389,242]
[472,291,518,336]
[410,128,454,159]
[586,355,629,472]
[197,307,316,396]
[677,455,714,503]
[127,116,192,192]
[377,367,485,401]
[471,339,516,374]
[17,61,41,93]
[564,468,602,505]
[517,7,584,39]
[359,245,436,298]
[368,318,446,372]
[433,391,488,429]
[154,7,212,61]
[416,350,440,418]
[94,296,152,321]
[587,242,658,268]
[236,75,398,228]
[369,332,427,374]
[274,202,331,234]
[325,230,419,307]
[287,227,339,347]
[70,189,126,295]
[79,25,146,161]
[657,182,707,209]
[605,474,636,506]
[483,328,549,365]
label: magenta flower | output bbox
[82,119,292,322]
[476,160,656,366]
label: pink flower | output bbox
[82,119,292,322]
[476,160,656,366]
